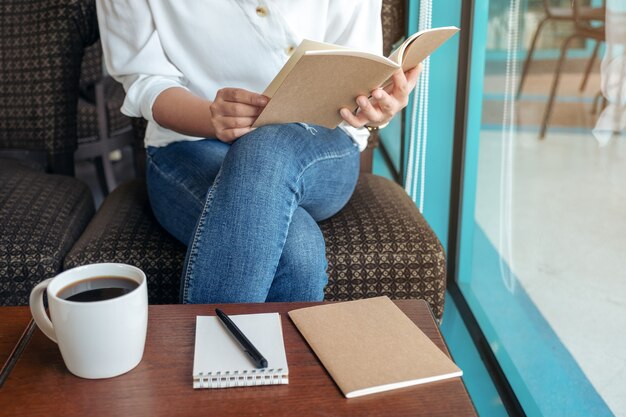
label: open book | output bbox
[253,26,459,129]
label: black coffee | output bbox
[57,276,139,302]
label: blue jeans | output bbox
[146,123,360,303]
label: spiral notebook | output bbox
[192,313,289,389]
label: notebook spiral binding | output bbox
[194,368,289,389]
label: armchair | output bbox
[63,0,447,319]
[0,0,98,305]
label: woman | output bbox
[97,1,421,303]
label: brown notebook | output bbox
[288,296,462,398]
[253,26,459,129]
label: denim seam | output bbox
[273,192,298,271]
[265,192,300,301]
[181,169,223,303]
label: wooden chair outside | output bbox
[538,0,606,138]
[518,0,605,99]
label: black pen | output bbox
[215,308,268,369]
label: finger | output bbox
[219,116,257,129]
[371,89,398,115]
[390,69,409,96]
[340,107,369,128]
[382,82,395,95]
[381,71,407,96]
[383,64,421,94]
[218,88,268,106]
[217,101,264,117]
[356,95,385,123]
[220,126,255,142]
[404,65,421,91]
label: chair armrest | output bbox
[63,180,186,304]
[0,160,94,306]
[320,174,446,319]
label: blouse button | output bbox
[255,6,268,17]
[286,45,295,55]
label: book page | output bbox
[388,26,460,71]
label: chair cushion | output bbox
[63,180,186,304]
[0,159,95,305]
[65,175,446,318]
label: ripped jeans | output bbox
[146,123,360,303]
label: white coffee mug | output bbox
[29,263,148,379]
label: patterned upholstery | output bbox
[79,39,103,88]
[0,0,99,306]
[381,0,407,55]
[77,41,131,142]
[65,175,446,319]
[0,160,94,306]
[64,180,187,305]
[0,0,99,156]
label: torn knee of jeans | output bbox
[296,122,318,135]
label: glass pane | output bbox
[459,0,624,415]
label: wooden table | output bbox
[0,307,34,386]
[0,300,476,416]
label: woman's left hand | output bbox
[340,63,422,129]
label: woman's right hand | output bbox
[210,88,268,143]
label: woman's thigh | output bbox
[147,124,359,249]
[146,139,230,244]
[224,123,361,221]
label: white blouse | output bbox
[96,0,383,150]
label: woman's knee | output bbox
[218,125,307,194]
[227,124,314,166]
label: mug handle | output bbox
[29,278,57,343]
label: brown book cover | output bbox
[254,26,459,129]
[288,296,462,398]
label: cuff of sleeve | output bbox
[121,76,189,124]
[338,122,370,152]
